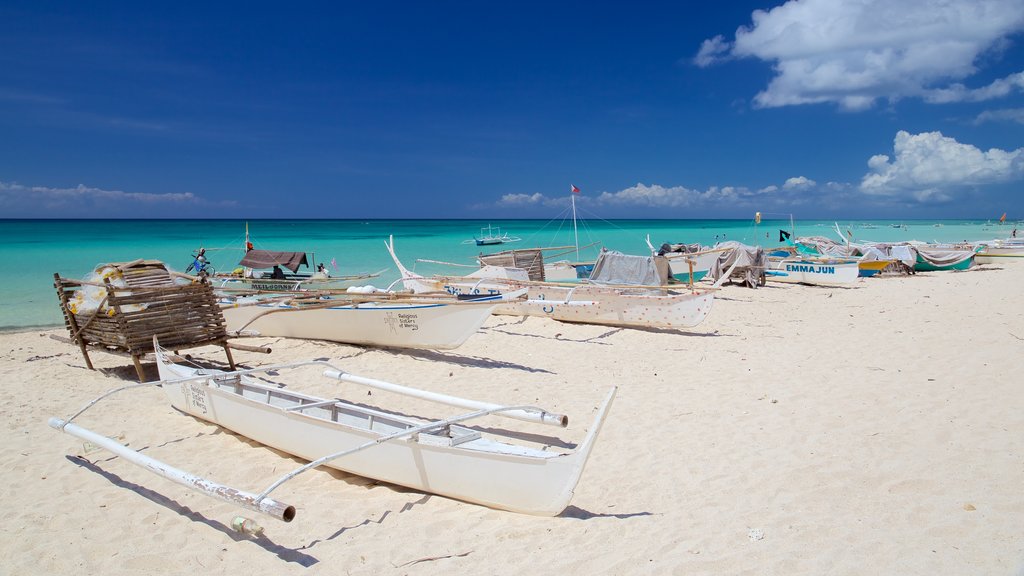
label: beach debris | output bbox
[963,503,976,511]
[748,528,764,541]
[399,551,473,567]
[231,516,265,537]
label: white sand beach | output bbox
[2,264,1022,575]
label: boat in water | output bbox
[463,224,521,246]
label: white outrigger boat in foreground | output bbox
[220,290,517,350]
[48,338,616,523]
[387,237,715,330]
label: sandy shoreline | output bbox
[2,264,1022,575]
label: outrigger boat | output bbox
[387,237,715,330]
[206,223,385,291]
[213,249,385,292]
[220,290,515,350]
[765,254,861,286]
[645,236,730,283]
[975,237,1024,264]
[463,224,521,246]
[47,337,616,523]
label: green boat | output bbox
[913,246,978,271]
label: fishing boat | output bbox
[387,237,715,330]
[855,259,893,277]
[645,236,729,283]
[221,291,512,350]
[463,224,521,246]
[208,224,385,292]
[212,249,385,292]
[912,246,977,271]
[765,254,860,286]
[975,237,1024,264]
[48,338,616,521]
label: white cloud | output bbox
[783,176,817,190]
[595,183,707,207]
[860,130,1024,201]
[974,107,1024,124]
[694,35,731,67]
[697,0,1024,110]
[0,180,220,216]
[497,192,545,206]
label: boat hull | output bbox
[766,258,860,286]
[975,246,1024,264]
[663,250,720,283]
[428,280,714,329]
[221,300,494,349]
[156,360,612,516]
[913,255,975,271]
[857,259,892,277]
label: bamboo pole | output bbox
[49,417,295,522]
[323,369,568,427]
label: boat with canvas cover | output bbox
[220,290,515,350]
[387,237,715,330]
[205,223,384,292]
[213,248,384,292]
[645,236,730,283]
[47,338,616,521]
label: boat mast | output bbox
[571,189,580,261]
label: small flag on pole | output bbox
[570,184,580,194]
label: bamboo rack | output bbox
[54,261,236,381]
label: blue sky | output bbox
[1,0,1023,219]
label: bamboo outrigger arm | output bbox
[48,353,577,522]
[48,417,297,522]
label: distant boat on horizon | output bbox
[464,224,521,246]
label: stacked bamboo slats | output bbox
[54,261,235,381]
[477,248,546,281]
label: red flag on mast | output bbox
[570,184,580,194]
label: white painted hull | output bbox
[975,246,1024,264]
[386,237,713,329]
[766,258,860,285]
[221,300,494,349]
[414,279,714,329]
[544,261,581,281]
[663,250,720,283]
[155,357,613,516]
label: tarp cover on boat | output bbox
[587,249,670,286]
[658,242,703,255]
[238,250,309,272]
[706,241,766,288]
[795,236,858,257]
[914,247,975,269]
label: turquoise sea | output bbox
[1,217,1017,330]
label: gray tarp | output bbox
[915,247,975,268]
[588,249,670,286]
[658,242,703,255]
[707,241,766,288]
[238,250,309,272]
